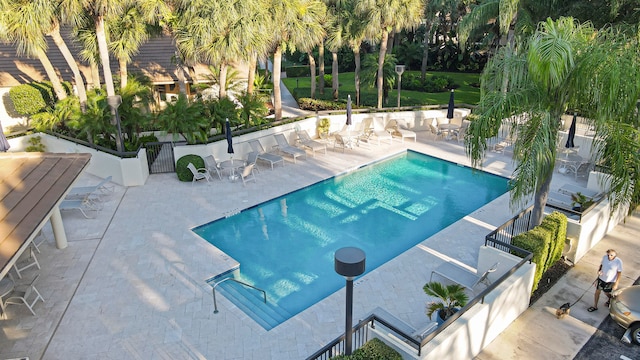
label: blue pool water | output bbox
[193,151,508,329]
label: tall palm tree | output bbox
[0,0,68,101]
[267,0,326,120]
[358,0,424,109]
[466,17,640,226]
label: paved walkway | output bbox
[476,209,640,359]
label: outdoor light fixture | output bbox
[107,95,124,153]
[334,247,366,355]
[395,65,406,109]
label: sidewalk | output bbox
[476,208,640,359]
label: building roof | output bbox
[0,152,90,277]
[0,30,210,87]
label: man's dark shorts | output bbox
[597,278,614,293]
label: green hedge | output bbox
[176,154,205,182]
[512,226,550,293]
[8,81,72,116]
[286,65,311,78]
[297,98,345,111]
[512,211,568,293]
[332,338,402,360]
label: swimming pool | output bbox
[193,151,508,329]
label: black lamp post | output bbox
[107,95,124,153]
[334,247,366,355]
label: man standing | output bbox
[588,249,623,312]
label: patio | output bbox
[0,133,588,359]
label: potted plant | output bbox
[571,192,594,212]
[423,281,469,325]
[317,117,331,138]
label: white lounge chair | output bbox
[249,140,285,170]
[66,176,114,200]
[295,129,327,156]
[4,274,45,316]
[557,184,601,199]
[204,155,223,180]
[333,133,355,152]
[430,261,499,294]
[59,198,101,218]
[273,133,307,163]
[365,117,393,145]
[187,162,211,185]
[386,119,417,143]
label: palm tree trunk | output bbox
[532,169,553,226]
[95,15,115,97]
[377,30,389,109]
[247,53,257,95]
[219,63,228,99]
[48,23,87,111]
[90,60,101,89]
[119,58,128,88]
[387,31,395,55]
[35,48,67,101]
[273,46,283,120]
[421,28,430,81]
[332,52,339,101]
[318,42,325,94]
[308,52,317,99]
[354,47,361,106]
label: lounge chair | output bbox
[66,176,113,200]
[59,198,101,218]
[240,163,257,186]
[333,134,354,152]
[365,117,393,145]
[430,261,499,294]
[385,119,417,143]
[4,274,45,316]
[557,184,601,199]
[204,155,223,180]
[187,163,211,185]
[273,133,307,163]
[295,128,327,156]
[249,139,285,170]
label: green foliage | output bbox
[512,226,552,293]
[176,154,205,182]
[297,98,345,111]
[423,281,469,320]
[316,74,332,87]
[9,83,52,115]
[138,134,159,145]
[207,97,239,132]
[31,96,82,132]
[286,65,311,78]
[236,92,269,128]
[332,338,402,360]
[25,136,46,152]
[541,212,568,268]
[403,73,457,93]
[155,94,209,144]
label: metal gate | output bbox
[145,142,176,174]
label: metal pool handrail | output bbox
[212,277,267,314]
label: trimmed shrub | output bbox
[9,83,50,115]
[176,154,205,182]
[512,226,551,293]
[316,74,332,87]
[540,212,568,268]
[332,338,402,360]
[298,98,345,111]
[285,65,311,78]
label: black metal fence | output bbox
[145,141,176,174]
[484,205,534,251]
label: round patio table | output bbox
[0,277,15,319]
[220,159,246,181]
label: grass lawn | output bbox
[282,71,481,109]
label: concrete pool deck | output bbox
[0,133,606,359]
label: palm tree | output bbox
[466,17,640,226]
[155,93,209,144]
[357,0,424,108]
[423,281,469,321]
[0,0,68,101]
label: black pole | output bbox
[345,277,354,355]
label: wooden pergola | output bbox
[0,152,91,279]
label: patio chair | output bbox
[386,119,417,143]
[204,155,223,180]
[428,124,445,141]
[32,230,48,253]
[567,161,593,180]
[245,151,261,173]
[249,139,285,170]
[333,134,353,152]
[187,163,211,185]
[295,128,327,156]
[12,246,40,279]
[4,274,45,316]
[364,117,393,145]
[454,120,470,143]
[273,133,307,163]
[240,163,257,186]
[59,198,101,218]
[66,175,114,200]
